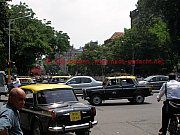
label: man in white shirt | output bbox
[157,73,180,135]
[13,75,21,88]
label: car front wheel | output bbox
[134,95,144,104]
[90,94,102,105]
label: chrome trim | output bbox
[48,121,98,132]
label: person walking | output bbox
[0,88,26,135]
[157,73,180,135]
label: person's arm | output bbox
[157,83,166,102]
[0,110,12,135]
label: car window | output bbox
[156,77,162,81]
[67,78,81,84]
[37,89,77,104]
[121,79,134,86]
[110,79,117,85]
[149,77,156,82]
[22,89,34,107]
[160,77,168,81]
[51,78,58,82]
[116,79,121,85]
[82,78,92,83]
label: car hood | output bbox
[96,81,103,84]
[38,101,92,114]
[138,80,147,84]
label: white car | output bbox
[65,76,102,95]
[138,75,168,90]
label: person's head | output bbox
[8,88,26,110]
[168,73,176,80]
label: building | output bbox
[104,32,124,44]
[130,9,139,28]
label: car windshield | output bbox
[144,76,154,81]
[37,89,77,105]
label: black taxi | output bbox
[83,76,153,105]
[20,84,97,135]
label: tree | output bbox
[7,2,70,75]
[0,1,9,70]
[156,0,180,71]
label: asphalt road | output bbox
[79,93,163,135]
[0,93,163,135]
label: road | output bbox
[79,93,162,135]
[0,93,162,135]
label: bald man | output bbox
[0,88,26,135]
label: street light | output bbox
[8,15,30,83]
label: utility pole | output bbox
[8,15,30,83]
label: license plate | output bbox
[70,111,81,121]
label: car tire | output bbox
[134,95,144,104]
[31,120,42,135]
[90,94,102,105]
[75,129,90,135]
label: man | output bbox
[0,88,26,135]
[157,73,180,135]
[12,75,21,88]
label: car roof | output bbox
[21,84,72,93]
[148,75,167,77]
[144,75,168,79]
[106,76,136,80]
[71,76,92,78]
[51,76,71,78]
[18,77,32,80]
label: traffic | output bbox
[0,72,180,135]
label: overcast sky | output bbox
[10,0,138,49]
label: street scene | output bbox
[0,93,162,135]
[0,0,180,135]
[85,93,162,135]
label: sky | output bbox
[10,0,138,49]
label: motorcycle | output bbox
[168,101,180,135]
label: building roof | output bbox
[104,32,124,44]
[110,32,124,40]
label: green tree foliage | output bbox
[156,0,180,69]
[71,41,103,76]
[0,1,9,70]
[4,2,70,75]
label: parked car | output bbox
[17,77,35,86]
[65,76,102,95]
[20,84,97,135]
[83,76,153,105]
[138,75,168,90]
[48,75,71,83]
[0,71,8,96]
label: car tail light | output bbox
[91,106,96,116]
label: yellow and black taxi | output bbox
[20,84,97,135]
[83,76,153,105]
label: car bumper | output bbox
[48,121,98,132]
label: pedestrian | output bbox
[0,87,26,135]
[12,75,21,88]
[157,73,180,135]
